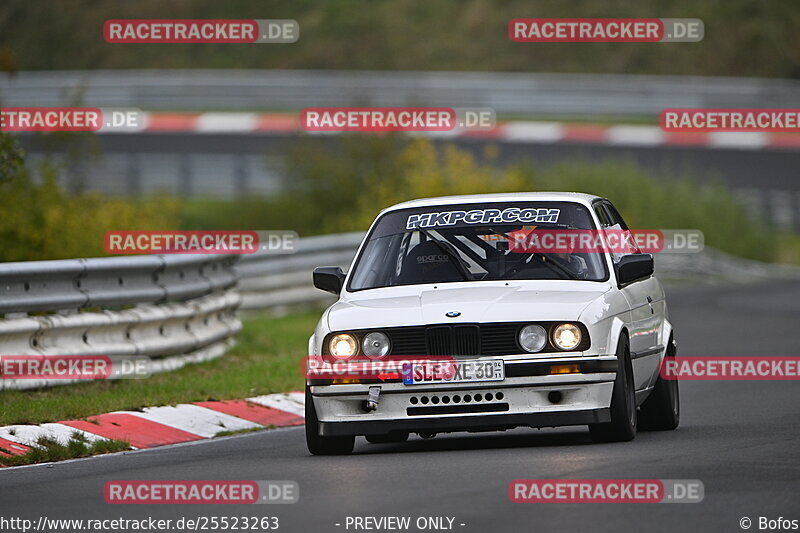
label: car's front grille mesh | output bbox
[385,323,517,356]
[426,326,451,355]
[453,325,480,355]
[479,324,520,355]
[376,322,590,356]
[324,322,590,357]
[424,325,481,355]
[386,327,427,355]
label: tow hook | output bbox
[363,386,381,412]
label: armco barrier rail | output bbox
[2,232,798,390]
[236,232,364,311]
[2,70,799,117]
[0,254,241,390]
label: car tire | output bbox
[365,432,410,444]
[589,335,637,443]
[638,336,680,431]
[305,387,355,455]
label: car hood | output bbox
[327,281,611,331]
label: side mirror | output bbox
[313,266,346,295]
[616,254,654,286]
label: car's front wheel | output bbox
[638,335,680,431]
[305,387,355,455]
[590,335,637,443]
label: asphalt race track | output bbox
[1,281,799,532]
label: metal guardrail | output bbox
[0,254,241,390]
[236,232,363,311]
[2,70,799,117]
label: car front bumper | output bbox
[310,355,618,437]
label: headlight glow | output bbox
[518,324,547,353]
[329,333,358,359]
[362,331,390,358]
[552,323,582,351]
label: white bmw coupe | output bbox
[306,192,679,455]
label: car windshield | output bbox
[348,201,608,291]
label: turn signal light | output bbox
[332,378,362,384]
[549,364,580,375]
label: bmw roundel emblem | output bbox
[445,311,461,318]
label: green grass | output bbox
[0,311,318,426]
[0,434,130,467]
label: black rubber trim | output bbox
[407,402,510,416]
[310,359,616,386]
[318,408,610,436]
[505,359,618,377]
[630,345,663,360]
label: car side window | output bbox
[602,201,630,230]
[593,203,611,227]
[597,201,634,264]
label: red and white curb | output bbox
[0,392,305,463]
[120,112,800,151]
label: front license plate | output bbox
[402,360,504,385]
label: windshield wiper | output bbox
[417,227,472,281]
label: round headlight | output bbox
[518,324,547,353]
[362,331,390,358]
[329,333,358,359]
[552,323,582,351]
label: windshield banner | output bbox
[406,208,561,229]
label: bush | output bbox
[528,161,777,261]
[0,134,183,262]
[1,132,783,263]
[277,136,776,261]
[182,135,778,262]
